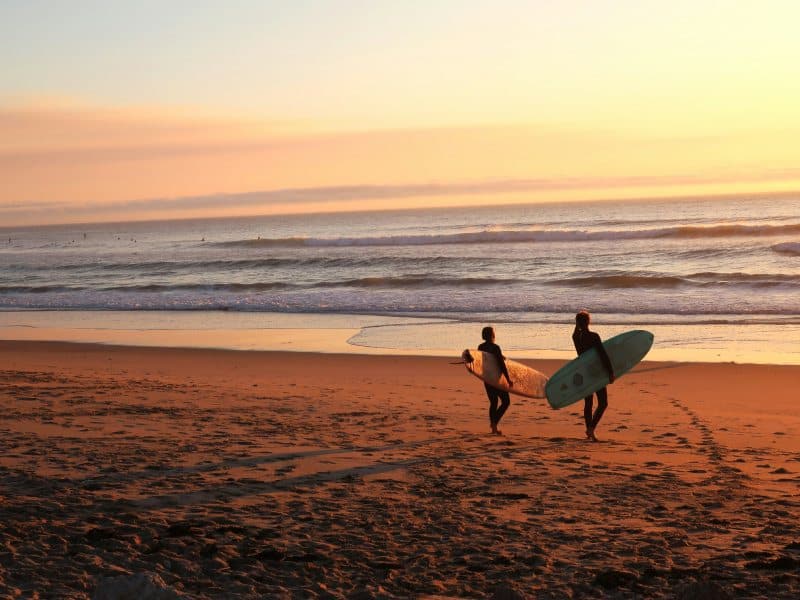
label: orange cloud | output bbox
[1,103,799,225]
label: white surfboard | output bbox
[461,349,548,398]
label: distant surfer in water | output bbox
[572,311,615,442]
[478,326,513,435]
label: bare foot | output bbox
[494,429,503,436]
[589,430,599,442]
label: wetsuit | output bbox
[572,328,614,431]
[478,341,511,428]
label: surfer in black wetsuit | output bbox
[572,311,615,442]
[478,326,514,435]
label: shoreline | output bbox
[0,337,794,368]
[1,309,799,365]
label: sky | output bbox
[2,0,800,225]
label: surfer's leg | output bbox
[589,387,608,441]
[494,390,511,430]
[485,384,500,433]
[583,395,594,438]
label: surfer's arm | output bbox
[596,338,616,383]
[501,362,513,387]
[495,346,513,386]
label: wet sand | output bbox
[1,341,798,599]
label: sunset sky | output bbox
[2,0,799,225]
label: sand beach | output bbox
[1,340,798,598]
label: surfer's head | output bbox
[575,310,591,331]
[481,326,495,342]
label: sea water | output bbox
[1,194,799,363]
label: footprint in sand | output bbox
[276,464,297,476]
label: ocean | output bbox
[1,194,799,363]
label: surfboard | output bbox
[545,329,654,409]
[461,349,548,399]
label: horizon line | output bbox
[2,187,797,231]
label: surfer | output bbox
[478,326,513,435]
[572,311,615,442]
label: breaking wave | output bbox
[216,223,800,248]
[772,242,800,256]
[551,272,800,289]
